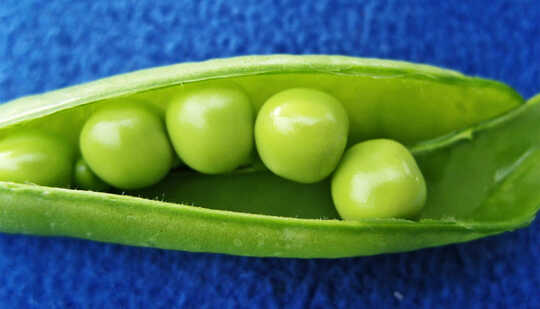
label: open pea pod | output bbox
[0,55,538,258]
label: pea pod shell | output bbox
[0,55,537,258]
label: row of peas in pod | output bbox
[0,85,427,220]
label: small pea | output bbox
[255,88,349,183]
[0,131,74,187]
[74,158,110,191]
[331,139,427,220]
[80,104,173,190]
[166,86,254,174]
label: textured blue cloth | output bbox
[1,1,539,308]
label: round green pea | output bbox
[74,158,110,191]
[166,86,254,174]
[80,104,173,190]
[255,88,349,183]
[0,131,74,187]
[331,139,427,220]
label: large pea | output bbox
[166,86,254,174]
[0,131,74,187]
[80,104,173,190]
[331,139,427,220]
[255,88,349,183]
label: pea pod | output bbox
[0,55,538,258]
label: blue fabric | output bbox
[1,1,539,307]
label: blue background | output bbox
[1,1,539,308]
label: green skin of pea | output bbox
[331,139,427,220]
[80,104,173,190]
[166,86,254,174]
[74,158,111,192]
[255,88,349,183]
[0,131,74,187]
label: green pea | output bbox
[73,158,110,191]
[331,139,427,220]
[0,131,74,187]
[255,88,349,183]
[166,86,254,174]
[80,104,173,190]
